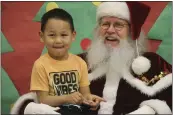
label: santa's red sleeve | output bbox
[131,52,172,114]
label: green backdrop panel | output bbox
[148,2,172,64]
[1,68,19,114]
[1,32,14,54]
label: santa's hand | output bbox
[84,94,106,110]
[24,102,60,114]
[128,105,155,114]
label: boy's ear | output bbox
[72,31,76,41]
[39,31,44,42]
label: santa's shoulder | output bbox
[142,52,166,61]
[131,52,172,86]
[77,52,88,62]
[141,52,172,74]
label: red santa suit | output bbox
[86,52,172,114]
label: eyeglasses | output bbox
[100,21,129,31]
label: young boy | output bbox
[30,8,105,114]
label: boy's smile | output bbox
[52,45,66,54]
[53,45,65,50]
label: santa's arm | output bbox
[128,105,156,114]
[10,92,60,114]
[129,52,172,114]
[128,74,172,114]
[141,53,172,114]
[139,99,171,114]
[129,98,172,114]
[142,75,172,114]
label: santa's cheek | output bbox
[98,29,106,36]
[118,31,129,39]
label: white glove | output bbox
[24,102,60,114]
[128,105,155,114]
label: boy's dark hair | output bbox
[41,8,75,32]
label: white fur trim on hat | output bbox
[96,2,130,22]
[132,56,151,75]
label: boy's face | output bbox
[40,18,76,60]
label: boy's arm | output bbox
[79,86,105,102]
[36,91,84,106]
[79,86,91,99]
[79,58,106,106]
[36,91,68,107]
[80,86,106,108]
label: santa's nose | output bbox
[106,25,116,34]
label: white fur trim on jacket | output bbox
[122,69,172,96]
[128,105,155,114]
[10,92,38,114]
[96,2,130,22]
[98,69,121,114]
[140,99,172,114]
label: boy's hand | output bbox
[83,94,106,110]
[66,92,84,105]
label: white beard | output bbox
[87,33,135,76]
[108,38,135,76]
[87,32,136,114]
[87,35,111,70]
[87,29,146,114]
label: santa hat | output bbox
[96,2,151,40]
[97,2,151,75]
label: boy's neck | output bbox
[48,52,69,61]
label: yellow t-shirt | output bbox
[30,53,90,96]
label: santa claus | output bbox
[11,2,172,115]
